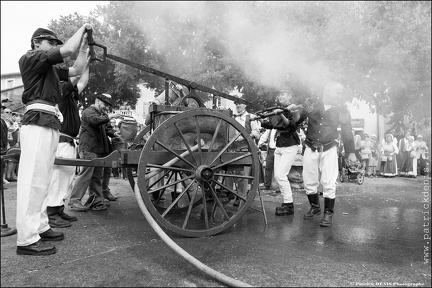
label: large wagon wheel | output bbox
[136,109,260,237]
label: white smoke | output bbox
[131,2,334,92]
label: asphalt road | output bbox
[1,175,431,287]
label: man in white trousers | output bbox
[45,59,90,228]
[302,82,357,227]
[16,25,91,255]
[259,90,305,216]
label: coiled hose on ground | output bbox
[134,183,253,287]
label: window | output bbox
[6,79,15,89]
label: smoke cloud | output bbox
[131,2,334,92]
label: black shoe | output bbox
[103,190,117,201]
[233,198,240,207]
[275,203,294,216]
[17,240,56,255]
[221,193,235,204]
[39,229,64,241]
[58,205,77,222]
[48,214,71,228]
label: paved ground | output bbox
[1,174,431,287]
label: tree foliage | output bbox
[49,1,431,132]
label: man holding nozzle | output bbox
[301,82,357,227]
[16,24,93,256]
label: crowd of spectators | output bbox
[1,103,22,185]
[337,129,429,178]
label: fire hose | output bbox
[134,183,252,287]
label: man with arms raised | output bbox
[16,25,91,255]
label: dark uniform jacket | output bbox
[58,81,80,137]
[303,102,355,154]
[261,111,306,148]
[78,105,115,155]
[19,48,68,130]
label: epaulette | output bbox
[26,50,40,58]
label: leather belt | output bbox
[305,139,337,152]
[59,136,74,144]
[59,133,76,145]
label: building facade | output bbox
[1,72,25,114]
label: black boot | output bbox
[58,205,77,222]
[275,203,294,216]
[320,198,335,227]
[47,206,71,228]
[304,193,321,220]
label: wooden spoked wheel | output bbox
[126,125,150,191]
[136,109,260,237]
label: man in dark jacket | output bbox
[1,101,11,185]
[302,82,357,227]
[1,100,11,154]
[68,93,121,211]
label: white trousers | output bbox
[274,146,298,203]
[302,146,338,199]
[46,142,77,207]
[16,125,59,246]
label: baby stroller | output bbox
[339,158,365,185]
